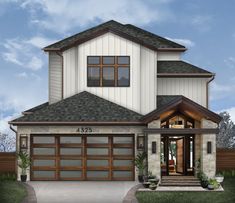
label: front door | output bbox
[161,135,194,176]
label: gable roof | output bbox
[142,95,221,124]
[43,20,186,52]
[157,61,214,77]
[9,91,143,125]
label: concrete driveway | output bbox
[28,181,138,203]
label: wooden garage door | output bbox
[30,135,134,181]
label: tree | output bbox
[0,132,16,152]
[217,112,235,148]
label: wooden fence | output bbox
[217,148,235,171]
[0,152,16,174]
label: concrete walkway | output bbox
[28,181,138,203]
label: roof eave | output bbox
[8,121,145,126]
[157,48,187,52]
[157,73,215,78]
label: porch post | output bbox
[147,120,161,180]
[201,118,217,178]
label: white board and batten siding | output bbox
[157,52,181,61]
[157,78,208,107]
[62,32,157,115]
[49,52,63,104]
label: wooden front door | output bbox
[176,138,184,174]
[30,134,134,181]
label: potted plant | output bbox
[134,152,146,182]
[143,182,151,188]
[215,173,224,184]
[18,151,31,182]
[147,171,156,179]
[200,173,209,188]
[208,179,219,190]
[149,182,157,190]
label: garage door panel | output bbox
[31,134,134,181]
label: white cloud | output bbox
[1,36,55,70]
[218,107,235,123]
[166,37,195,48]
[191,15,213,32]
[210,81,235,101]
[15,72,28,78]
[224,57,235,69]
[18,0,174,34]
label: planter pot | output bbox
[21,175,27,182]
[149,185,157,190]
[149,178,159,185]
[207,184,214,190]
[143,182,151,188]
[138,175,144,183]
[215,176,224,183]
[201,180,208,188]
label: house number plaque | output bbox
[76,127,92,133]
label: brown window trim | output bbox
[87,56,130,87]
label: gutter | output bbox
[206,75,215,108]
[10,124,17,134]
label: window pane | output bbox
[33,160,55,167]
[113,171,132,178]
[87,171,109,178]
[102,67,115,86]
[113,160,132,167]
[60,136,81,144]
[33,171,55,178]
[87,160,109,167]
[87,137,108,144]
[118,67,129,86]
[60,160,82,167]
[88,56,100,65]
[113,137,133,144]
[33,148,55,155]
[33,137,55,144]
[60,148,81,155]
[88,67,100,87]
[87,148,109,155]
[118,56,129,65]
[103,56,114,64]
[60,171,82,178]
[113,148,133,155]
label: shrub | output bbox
[218,170,235,178]
[0,172,17,181]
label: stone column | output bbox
[201,119,217,178]
[147,120,161,180]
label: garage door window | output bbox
[87,148,109,155]
[60,171,82,178]
[33,171,55,178]
[33,148,55,155]
[60,136,81,144]
[60,160,82,167]
[33,136,55,144]
[33,160,55,167]
[60,148,82,155]
[87,171,109,178]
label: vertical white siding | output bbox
[62,32,157,114]
[49,52,62,104]
[157,52,181,61]
[157,78,208,107]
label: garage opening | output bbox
[30,134,135,181]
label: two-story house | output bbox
[10,20,221,182]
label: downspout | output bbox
[9,124,18,175]
[55,52,64,100]
[206,75,215,108]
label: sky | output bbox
[0,0,235,135]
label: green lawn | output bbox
[136,178,235,203]
[0,181,27,203]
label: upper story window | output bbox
[87,56,130,87]
[161,114,194,129]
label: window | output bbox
[87,56,130,87]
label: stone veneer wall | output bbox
[16,125,144,181]
[201,119,218,178]
[147,120,161,180]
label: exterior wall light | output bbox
[207,141,212,154]
[137,135,145,150]
[152,141,156,154]
[20,135,28,150]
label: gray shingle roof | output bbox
[157,95,182,109]
[43,20,185,51]
[11,91,142,123]
[157,61,213,75]
[23,102,48,113]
